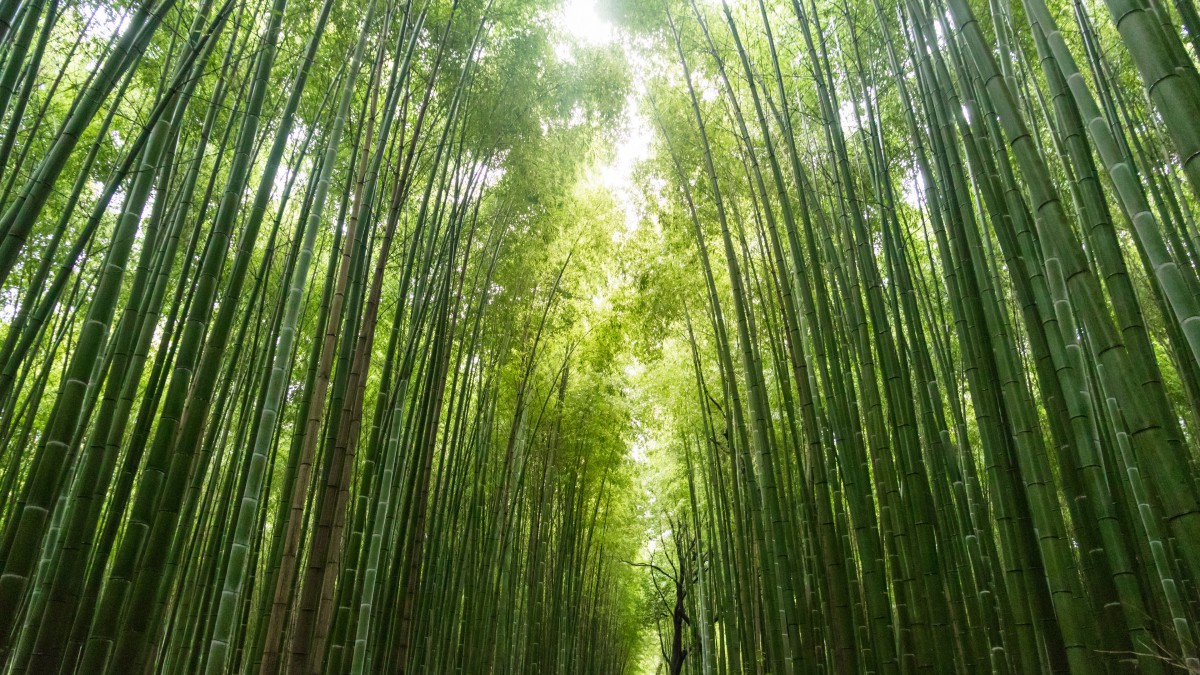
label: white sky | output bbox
[554,0,654,234]
[558,0,615,45]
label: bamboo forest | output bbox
[6,0,1200,670]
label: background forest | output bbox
[1,0,1200,672]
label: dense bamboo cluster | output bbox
[621,0,1200,671]
[0,0,644,673]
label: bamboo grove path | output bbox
[2,0,1200,673]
